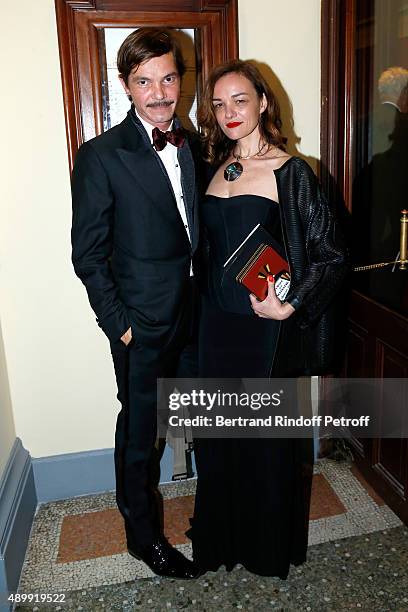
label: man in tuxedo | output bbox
[71,28,200,578]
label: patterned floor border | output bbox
[18,459,402,592]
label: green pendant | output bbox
[224,161,243,182]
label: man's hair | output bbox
[198,60,287,165]
[117,27,186,84]
[378,66,408,104]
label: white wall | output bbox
[0,320,16,477]
[0,0,321,458]
[239,0,321,167]
[0,0,118,457]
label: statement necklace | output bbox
[223,143,268,182]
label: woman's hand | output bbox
[250,276,295,320]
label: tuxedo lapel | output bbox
[175,113,198,251]
[178,140,195,214]
[117,147,175,209]
[116,110,177,209]
[117,109,198,251]
[174,116,195,214]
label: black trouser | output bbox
[111,288,198,550]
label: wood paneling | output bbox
[346,294,408,522]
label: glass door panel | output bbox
[352,0,408,316]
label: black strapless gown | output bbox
[191,194,314,579]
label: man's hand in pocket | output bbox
[120,327,132,346]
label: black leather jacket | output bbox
[198,156,349,376]
[271,157,349,375]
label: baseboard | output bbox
[32,444,176,504]
[32,447,116,504]
[0,439,37,612]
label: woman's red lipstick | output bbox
[226,121,242,128]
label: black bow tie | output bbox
[152,126,186,151]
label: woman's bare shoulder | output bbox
[263,151,292,170]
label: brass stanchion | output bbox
[399,209,408,270]
[353,209,408,272]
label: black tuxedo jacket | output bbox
[71,108,202,347]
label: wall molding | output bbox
[32,444,175,504]
[32,447,115,504]
[0,438,37,612]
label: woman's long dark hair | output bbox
[198,60,286,165]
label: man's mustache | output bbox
[146,100,174,108]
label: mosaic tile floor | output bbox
[16,458,407,611]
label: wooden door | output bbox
[321,0,408,524]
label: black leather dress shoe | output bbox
[128,538,201,579]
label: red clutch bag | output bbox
[237,243,291,301]
[223,224,291,302]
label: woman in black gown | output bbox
[190,61,348,578]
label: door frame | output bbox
[54,0,239,171]
[320,0,355,210]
